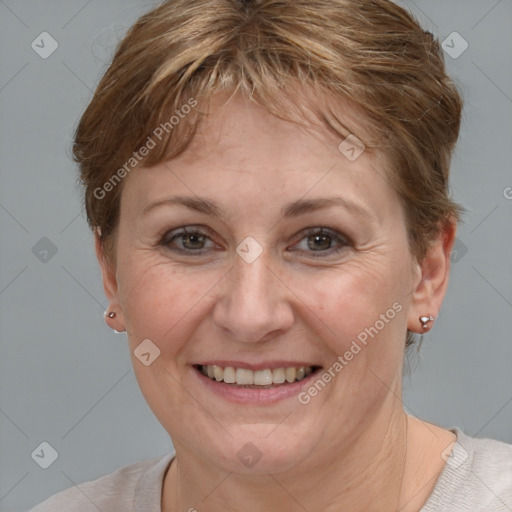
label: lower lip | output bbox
[191,366,321,404]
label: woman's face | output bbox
[99,92,431,473]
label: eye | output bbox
[289,227,350,257]
[159,225,350,257]
[159,226,216,254]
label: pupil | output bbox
[310,234,330,250]
[186,234,203,248]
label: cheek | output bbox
[117,254,222,361]
[302,256,397,318]
[290,256,407,367]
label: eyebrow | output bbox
[142,195,374,221]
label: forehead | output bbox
[121,90,401,228]
[178,89,371,164]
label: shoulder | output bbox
[422,427,512,511]
[26,452,175,512]
[469,428,512,457]
[462,428,512,497]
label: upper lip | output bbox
[193,361,322,371]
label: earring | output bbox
[103,310,125,333]
[419,314,434,330]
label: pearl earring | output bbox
[419,314,434,330]
[103,310,125,333]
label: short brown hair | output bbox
[73,0,465,347]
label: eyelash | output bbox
[158,225,350,258]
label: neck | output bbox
[162,408,411,512]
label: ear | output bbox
[407,216,457,334]
[95,229,125,332]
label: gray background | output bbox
[0,1,511,510]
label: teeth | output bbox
[272,368,285,384]
[285,367,296,383]
[199,365,316,385]
[223,367,236,384]
[213,365,223,381]
[236,368,254,385]
[254,369,273,385]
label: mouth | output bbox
[191,363,323,404]
[194,364,322,388]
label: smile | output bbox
[196,364,320,387]
[192,363,323,404]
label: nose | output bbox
[212,246,295,343]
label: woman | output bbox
[28,0,512,510]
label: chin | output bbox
[206,428,317,475]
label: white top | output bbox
[26,428,512,511]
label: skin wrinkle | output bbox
[97,91,457,512]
